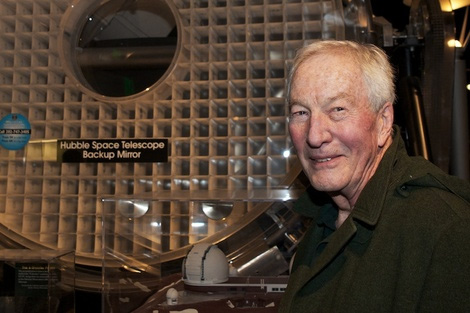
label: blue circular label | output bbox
[0,113,31,150]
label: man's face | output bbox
[288,53,387,200]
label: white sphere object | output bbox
[166,287,178,305]
[183,243,229,285]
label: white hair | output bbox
[287,40,396,112]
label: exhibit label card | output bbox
[15,263,51,297]
[57,139,169,163]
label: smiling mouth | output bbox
[315,158,332,163]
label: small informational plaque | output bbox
[0,113,31,150]
[57,138,168,163]
[15,263,51,297]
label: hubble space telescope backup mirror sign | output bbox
[57,139,168,163]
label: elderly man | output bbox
[279,40,470,312]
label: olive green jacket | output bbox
[279,129,470,312]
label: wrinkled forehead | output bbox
[297,50,360,74]
[293,53,362,86]
[289,53,367,104]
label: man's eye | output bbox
[290,111,308,120]
[330,106,348,121]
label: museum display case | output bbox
[100,191,305,312]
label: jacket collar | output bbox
[353,126,470,225]
[351,125,403,226]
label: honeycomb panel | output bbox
[0,0,345,259]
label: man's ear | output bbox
[377,102,394,148]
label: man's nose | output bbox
[306,117,331,148]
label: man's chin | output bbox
[309,178,344,193]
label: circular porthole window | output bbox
[59,0,180,100]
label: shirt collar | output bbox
[317,202,338,231]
